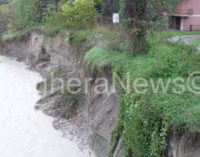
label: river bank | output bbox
[0,55,95,157]
[0,30,119,157]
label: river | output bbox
[0,56,94,157]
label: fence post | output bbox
[190,25,193,31]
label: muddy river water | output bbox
[0,56,95,157]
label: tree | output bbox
[0,0,8,5]
[1,0,60,31]
[101,0,119,16]
[120,0,182,54]
[59,0,98,29]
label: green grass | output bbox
[193,38,200,46]
[0,23,66,41]
[70,30,93,48]
[1,32,18,40]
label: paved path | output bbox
[171,35,200,44]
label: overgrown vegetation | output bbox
[84,33,200,156]
[57,0,98,29]
[0,0,98,36]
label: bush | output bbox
[70,30,93,48]
[84,47,115,73]
[59,0,98,29]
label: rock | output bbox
[168,134,200,157]
[88,134,109,157]
[88,90,119,157]
[34,105,40,110]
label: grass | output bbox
[0,23,66,41]
[1,32,18,40]
[193,38,200,46]
[70,29,93,48]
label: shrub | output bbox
[59,0,98,29]
[84,47,114,73]
[70,30,93,48]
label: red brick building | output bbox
[169,0,200,31]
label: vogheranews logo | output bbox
[40,71,200,96]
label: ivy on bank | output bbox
[84,32,200,157]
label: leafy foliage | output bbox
[100,0,120,16]
[58,0,98,29]
[1,0,59,32]
[1,0,98,34]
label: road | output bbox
[171,35,200,44]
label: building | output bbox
[169,0,200,31]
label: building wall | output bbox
[176,0,200,31]
[183,17,200,31]
[177,0,200,15]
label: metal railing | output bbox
[175,9,193,15]
[184,25,200,31]
[169,25,200,31]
